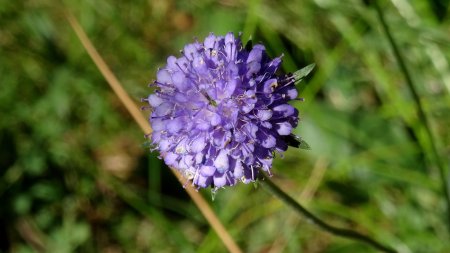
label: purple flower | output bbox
[146,32,307,190]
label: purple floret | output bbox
[147,32,300,189]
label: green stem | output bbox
[259,172,397,253]
[372,0,450,230]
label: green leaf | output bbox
[286,134,312,150]
[298,138,312,150]
[293,63,315,83]
[293,63,315,93]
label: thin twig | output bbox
[259,172,397,253]
[66,11,242,253]
[372,0,450,230]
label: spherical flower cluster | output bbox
[146,32,302,189]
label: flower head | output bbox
[146,32,304,189]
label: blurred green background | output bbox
[1,0,449,252]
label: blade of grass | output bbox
[267,158,328,253]
[66,11,242,253]
[148,154,161,204]
[372,0,450,230]
[243,0,261,39]
[100,171,196,251]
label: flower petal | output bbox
[233,160,244,178]
[213,150,229,173]
[273,104,295,117]
[195,174,212,188]
[163,152,178,166]
[213,172,227,188]
[276,122,292,135]
[156,69,172,84]
[172,71,188,91]
[262,134,276,148]
[204,33,216,49]
[257,109,273,121]
[167,118,183,134]
[200,165,216,177]
[148,94,164,107]
[190,135,207,153]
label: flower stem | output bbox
[259,172,397,253]
[372,0,450,230]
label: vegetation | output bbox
[1,0,449,252]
